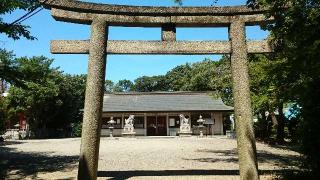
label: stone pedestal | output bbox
[109,127,114,138]
[122,125,136,137]
[198,126,205,138]
[178,124,192,137]
[226,130,236,139]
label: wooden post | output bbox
[229,16,259,180]
[78,19,107,180]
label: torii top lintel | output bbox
[41,0,273,55]
[40,0,271,26]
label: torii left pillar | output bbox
[78,19,107,180]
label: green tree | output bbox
[249,54,295,142]
[247,0,320,176]
[0,49,26,93]
[53,74,86,128]
[104,79,114,93]
[6,56,60,136]
[187,59,216,91]
[0,97,9,131]
[4,56,86,137]
[211,55,233,106]
[134,75,169,92]
[113,79,134,92]
[165,63,192,91]
[165,57,233,106]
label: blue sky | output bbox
[0,0,268,82]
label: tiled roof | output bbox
[103,92,233,112]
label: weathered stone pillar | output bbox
[229,16,259,180]
[78,19,107,180]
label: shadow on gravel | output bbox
[188,148,301,166]
[0,146,78,179]
[98,169,298,179]
[0,141,26,146]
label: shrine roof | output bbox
[102,92,233,112]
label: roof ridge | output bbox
[104,91,216,95]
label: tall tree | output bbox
[249,54,294,143]
[5,56,86,137]
[247,0,320,176]
[52,74,86,129]
[166,63,192,91]
[210,56,233,106]
[6,56,60,136]
[0,49,25,93]
[165,58,233,106]
[187,59,216,91]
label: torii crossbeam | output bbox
[41,0,273,179]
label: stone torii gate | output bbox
[41,0,272,179]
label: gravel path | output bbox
[0,136,301,179]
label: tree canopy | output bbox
[0,50,86,137]
[246,0,320,176]
[0,0,39,40]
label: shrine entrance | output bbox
[41,0,273,179]
[147,116,167,136]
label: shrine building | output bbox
[101,92,233,136]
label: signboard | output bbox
[169,118,175,127]
[204,118,215,125]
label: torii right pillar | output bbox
[229,16,259,180]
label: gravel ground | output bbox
[0,136,301,179]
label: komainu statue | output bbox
[122,115,136,137]
[178,114,192,136]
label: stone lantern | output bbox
[107,117,116,138]
[197,115,205,138]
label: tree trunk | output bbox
[0,79,4,94]
[260,110,268,139]
[276,103,285,144]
